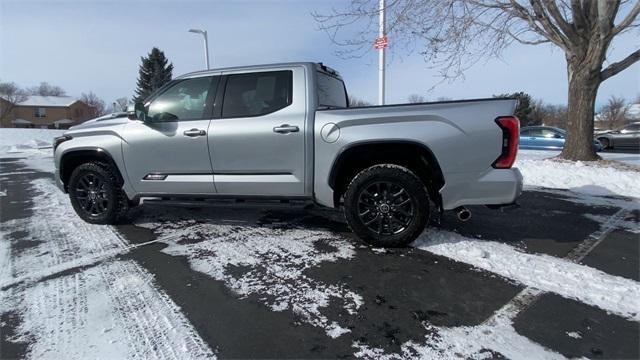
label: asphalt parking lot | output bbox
[1,156,639,359]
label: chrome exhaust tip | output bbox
[455,206,472,222]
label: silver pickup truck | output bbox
[54,62,522,247]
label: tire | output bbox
[598,138,610,149]
[128,198,141,208]
[68,162,128,224]
[343,164,430,247]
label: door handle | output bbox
[183,129,206,137]
[273,124,299,134]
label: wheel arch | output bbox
[328,140,445,208]
[59,148,124,192]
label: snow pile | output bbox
[0,128,64,153]
[413,228,640,321]
[516,151,640,199]
[135,207,362,338]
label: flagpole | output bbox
[378,0,385,105]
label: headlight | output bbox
[53,135,72,152]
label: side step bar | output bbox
[141,197,313,209]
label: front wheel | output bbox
[68,162,128,224]
[343,164,430,247]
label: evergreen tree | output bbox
[495,92,533,126]
[133,47,174,103]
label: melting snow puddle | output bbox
[134,209,363,338]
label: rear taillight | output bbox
[492,116,519,169]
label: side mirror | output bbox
[554,133,564,139]
[127,102,147,121]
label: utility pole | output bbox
[378,0,385,105]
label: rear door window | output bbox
[222,71,292,118]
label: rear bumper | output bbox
[441,168,523,210]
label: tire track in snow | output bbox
[0,178,128,285]
[0,177,213,359]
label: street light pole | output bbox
[378,0,385,105]
[189,28,210,70]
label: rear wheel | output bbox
[343,164,430,247]
[68,162,128,224]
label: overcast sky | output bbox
[1,0,638,109]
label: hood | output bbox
[68,113,129,131]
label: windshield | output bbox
[317,71,347,108]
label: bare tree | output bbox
[349,95,373,107]
[27,82,66,96]
[407,94,426,103]
[115,97,129,112]
[538,103,569,128]
[528,99,546,126]
[314,1,640,161]
[0,81,28,124]
[598,95,628,129]
[81,92,106,118]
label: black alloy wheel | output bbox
[344,164,430,247]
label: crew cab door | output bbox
[208,68,307,196]
[121,75,219,194]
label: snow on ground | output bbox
[412,228,640,321]
[353,291,564,360]
[134,208,363,338]
[0,129,61,173]
[517,150,640,199]
[583,213,640,233]
[0,178,213,359]
[0,128,64,153]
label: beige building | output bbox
[0,96,93,129]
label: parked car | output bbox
[53,62,523,247]
[520,126,603,151]
[596,122,640,150]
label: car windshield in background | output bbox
[317,71,347,108]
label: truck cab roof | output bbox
[176,62,342,80]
